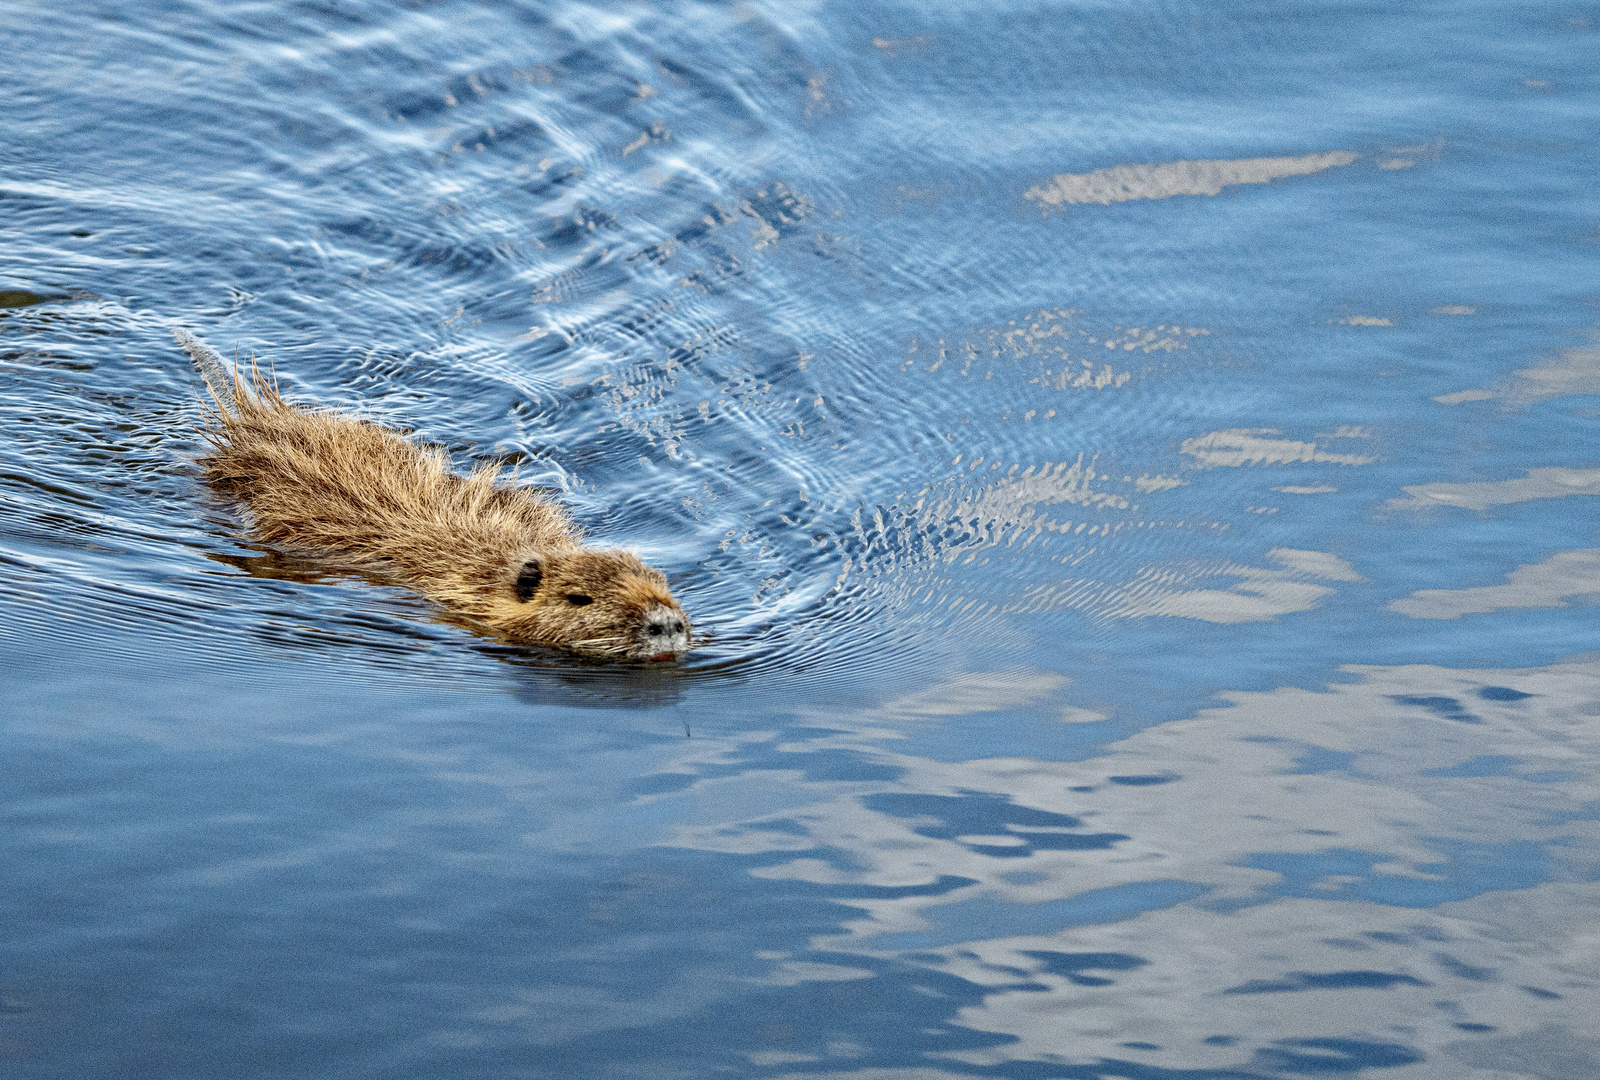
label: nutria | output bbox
[174,327,691,661]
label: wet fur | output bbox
[176,329,690,660]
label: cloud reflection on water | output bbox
[1182,429,1377,469]
[658,655,1600,1073]
[1391,549,1600,619]
[1092,548,1359,624]
[1436,341,1600,406]
[1025,152,1360,211]
[1390,467,1600,510]
[1006,547,1362,625]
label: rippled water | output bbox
[4,1,1599,1076]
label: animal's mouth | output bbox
[647,651,678,663]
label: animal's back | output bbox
[204,386,574,593]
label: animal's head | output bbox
[499,548,691,661]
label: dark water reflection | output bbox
[4,0,1600,1077]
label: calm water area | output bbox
[4,1,1600,1076]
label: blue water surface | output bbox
[3,1,1599,1077]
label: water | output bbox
[3,1,1598,1076]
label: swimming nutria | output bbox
[174,327,691,661]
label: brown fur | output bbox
[194,364,691,661]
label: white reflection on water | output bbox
[1182,429,1377,468]
[756,959,875,987]
[880,671,1069,719]
[664,656,1600,1073]
[1133,474,1185,493]
[768,1068,975,1079]
[931,457,1130,537]
[902,308,1199,382]
[998,547,1361,624]
[938,884,1600,1075]
[1024,152,1360,210]
[1094,547,1361,624]
[1376,138,1446,172]
[1390,466,1600,510]
[1391,548,1600,619]
[1436,338,1600,405]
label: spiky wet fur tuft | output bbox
[184,335,691,660]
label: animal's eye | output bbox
[673,621,685,634]
[514,560,543,602]
[565,594,593,606]
[648,624,663,636]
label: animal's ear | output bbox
[514,557,543,602]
